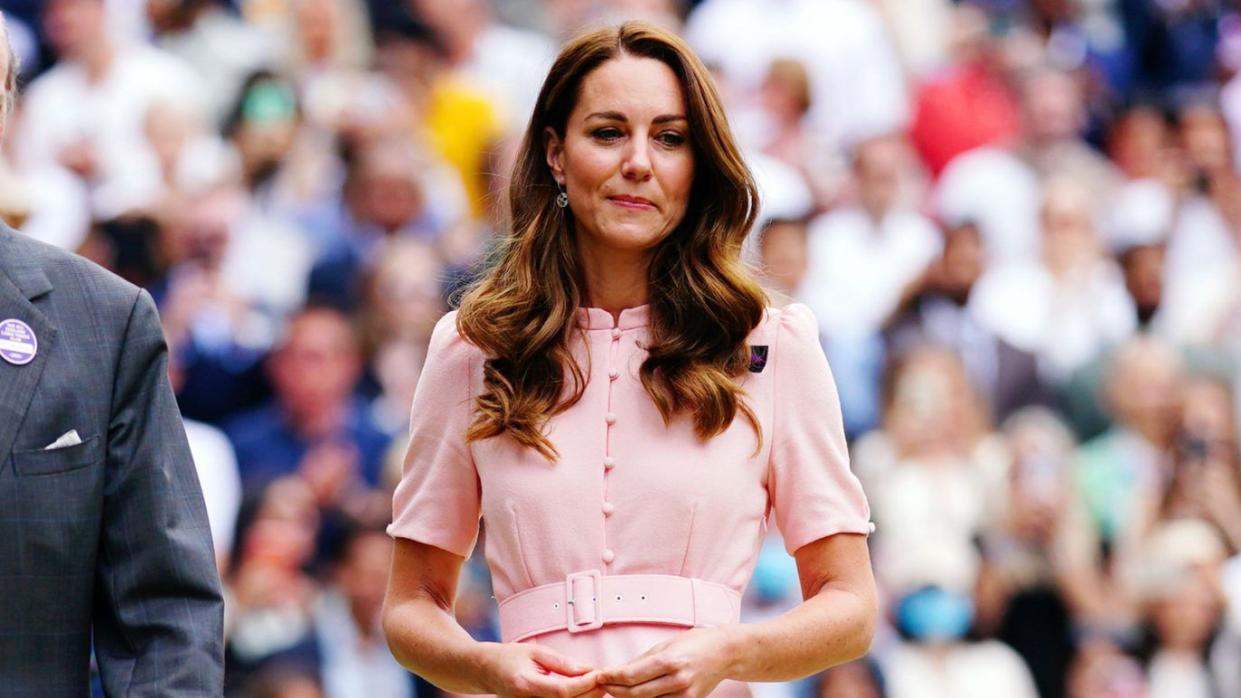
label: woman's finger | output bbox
[522,669,599,698]
[600,672,690,698]
[531,646,593,676]
[597,654,671,687]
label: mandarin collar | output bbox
[574,304,651,329]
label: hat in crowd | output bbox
[1130,518,1227,601]
[1105,178,1174,254]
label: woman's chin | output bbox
[583,223,670,253]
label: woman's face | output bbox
[1149,571,1222,652]
[545,55,695,256]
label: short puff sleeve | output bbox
[768,303,873,555]
[387,311,482,558]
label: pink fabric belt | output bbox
[497,571,742,643]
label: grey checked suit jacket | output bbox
[0,225,224,695]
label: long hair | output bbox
[457,21,767,461]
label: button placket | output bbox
[601,321,622,566]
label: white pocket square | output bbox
[43,429,82,450]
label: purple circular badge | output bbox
[0,318,37,366]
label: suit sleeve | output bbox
[93,288,224,697]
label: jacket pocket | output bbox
[12,435,102,476]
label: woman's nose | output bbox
[620,137,653,180]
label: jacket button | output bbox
[605,413,616,425]
[608,368,619,380]
[602,549,615,563]
[611,328,622,340]
[603,457,616,470]
[602,502,615,516]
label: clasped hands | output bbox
[486,626,736,698]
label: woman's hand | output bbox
[480,642,603,698]
[595,627,737,698]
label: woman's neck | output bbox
[576,238,651,320]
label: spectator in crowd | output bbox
[910,3,1022,177]
[1163,101,1241,349]
[16,0,203,234]
[802,133,941,435]
[225,304,391,500]
[1134,519,1238,698]
[976,408,1091,698]
[886,221,1050,422]
[1067,336,1185,637]
[147,0,279,124]
[223,69,350,225]
[304,138,459,308]
[757,217,809,303]
[185,414,245,573]
[280,0,374,119]
[313,524,418,697]
[1140,375,1241,553]
[882,548,1040,698]
[158,184,306,422]
[684,0,908,150]
[855,345,1009,598]
[1063,634,1147,698]
[1106,178,1175,338]
[933,64,1118,268]
[227,477,324,690]
[408,0,554,134]
[970,176,1135,383]
[753,58,845,210]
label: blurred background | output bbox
[0,0,1239,696]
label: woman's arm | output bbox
[723,531,876,681]
[383,538,603,697]
[596,533,876,697]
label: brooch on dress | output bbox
[748,345,769,373]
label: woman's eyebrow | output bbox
[586,111,627,122]
[584,112,688,124]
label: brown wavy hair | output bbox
[456,21,767,460]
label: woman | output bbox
[382,22,876,698]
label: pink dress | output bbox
[388,303,872,695]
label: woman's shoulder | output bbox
[425,310,485,372]
[744,302,831,380]
[752,302,821,347]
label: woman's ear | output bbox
[544,126,565,186]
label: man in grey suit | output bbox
[0,13,224,696]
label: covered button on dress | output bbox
[388,303,872,695]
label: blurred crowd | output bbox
[1,0,1240,696]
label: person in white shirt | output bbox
[315,525,414,698]
[802,135,941,342]
[15,0,206,227]
[1136,520,1236,698]
[970,176,1136,383]
[684,0,908,151]
[183,418,243,570]
[801,134,941,434]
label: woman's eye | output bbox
[592,128,623,141]
[657,131,686,146]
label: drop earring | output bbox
[556,183,569,209]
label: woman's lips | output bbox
[608,196,656,210]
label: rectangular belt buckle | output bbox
[565,569,603,633]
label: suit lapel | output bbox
[0,230,58,463]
